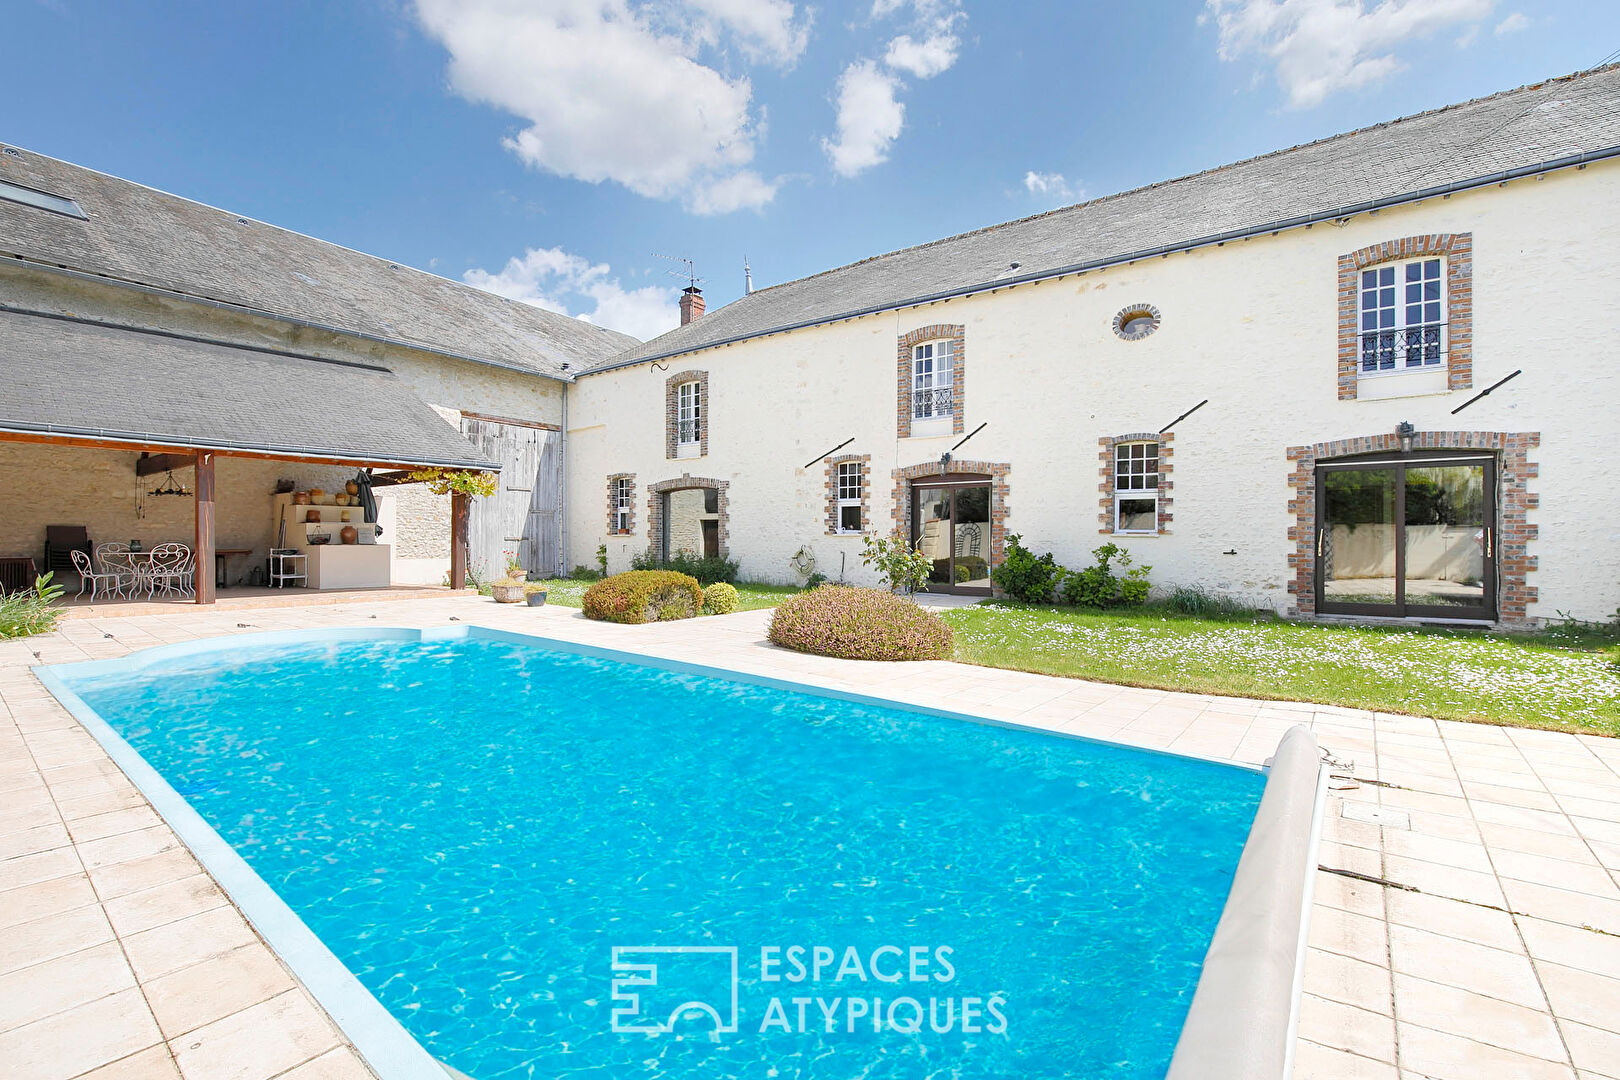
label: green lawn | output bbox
[524,579,801,612]
[938,602,1620,734]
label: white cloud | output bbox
[414,0,793,214]
[686,0,811,66]
[1023,170,1081,203]
[822,60,906,177]
[820,0,964,178]
[1204,0,1496,108]
[1494,11,1529,34]
[884,31,960,78]
[464,246,679,342]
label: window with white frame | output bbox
[1360,257,1444,374]
[836,462,864,533]
[1114,441,1159,534]
[612,477,633,533]
[676,380,702,451]
[912,340,955,420]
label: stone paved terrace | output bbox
[2,594,1618,1080]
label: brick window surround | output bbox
[1285,430,1539,624]
[606,473,635,536]
[1337,233,1473,400]
[1098,432,1174,535]
[646,474,730,557]
[824,454,872,536]
[890,459,1010,566]
[896,324,966,439]
[664,370,709,459]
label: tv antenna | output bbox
[653,253,703,290]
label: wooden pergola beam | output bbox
[135,452,194,477]
[193,452,216,605]
[0,429,491,472]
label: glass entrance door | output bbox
[1317,455,1495,619]
[910,477,992,595]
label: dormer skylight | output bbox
[0,179,86,219]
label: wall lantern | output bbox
[1395,421,1416,454]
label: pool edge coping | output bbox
[34,623,1300,1080]
[1165,724,1328,1080]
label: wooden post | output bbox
[194,452,216,604]
[450,491,469,591]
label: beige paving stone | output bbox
[0,986,163,1080]
[1293,1038,1398,1079]
[89,848,206,902]
[1479,821,1603,862]
[274,1048,375,1080]
[1560,1020,1620,1080]
[0,939,136,1033]
[144,944,297,1039]
[1395,1022,1576,1080]
[0,846,81,891]
[1309,904,1390,967]
[103,873,230,938]
[1517,917,1620,981]
[1303,947,1393,1015]
[1297,993,1396,1062]
[76,826,182,872]
[123,906,259,984]
[0,903,116,977]
[76,1044,183,1080]
[1313,870,1385,918]
[1493,849,1620,898]
[1535,960,1620,1033]
[67,805,165,845]
[170,988,342,1080]
[1382,854,1507,907]
[0,872,99,931]
[1503,879,1620,936]
[1392,972,1565,1062]
[1388,923,1545,1010]
[1385,889,1522,952]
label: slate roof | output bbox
[0,309,502,470]
[0,150,639,380]
[592,64,1620,372]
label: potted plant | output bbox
[525,582,548,606]
[504,550,526,583]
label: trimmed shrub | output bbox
[991,534,1064,603]
[702,582,739,615]
[768,586,952,661]
[631,549,739,585]
[583,570,703,624]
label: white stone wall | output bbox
[566,161,1620,622]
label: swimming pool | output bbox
[44,627,1274,1080]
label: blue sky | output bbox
[7,0,1618,340]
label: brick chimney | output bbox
[680,285,705,325]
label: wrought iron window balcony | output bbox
[911,387,954,418]
[677,419,701,444]
[1360,323,1446,373]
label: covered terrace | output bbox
[0,308,499,604]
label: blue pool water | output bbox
[57,631,1265,1080]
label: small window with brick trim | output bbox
[911,340,955,420]
[612,477,633,534]
[676,380,702,456]
[836,462,864,533]
[1361,257,1445,374]
[1114,441,1159,534]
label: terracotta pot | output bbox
[293,492,311,506]
[309,488,326,499]
[340,510,353,522]
[340,525,358,545]
[305,509,322,523]
[490,583,526,603]
[345,481,360,496]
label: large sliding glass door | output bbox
[1317,453,1496,620]
[911,476,992,595]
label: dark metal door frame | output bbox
[910,475,992,596]
[1315,451,1497,621]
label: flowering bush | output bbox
[860,533,933,595]
[702,582,739,615]
[403,468,499,498]
[582,570,703,624]
[768,586,952,661]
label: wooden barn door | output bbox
[459,417,562,582]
